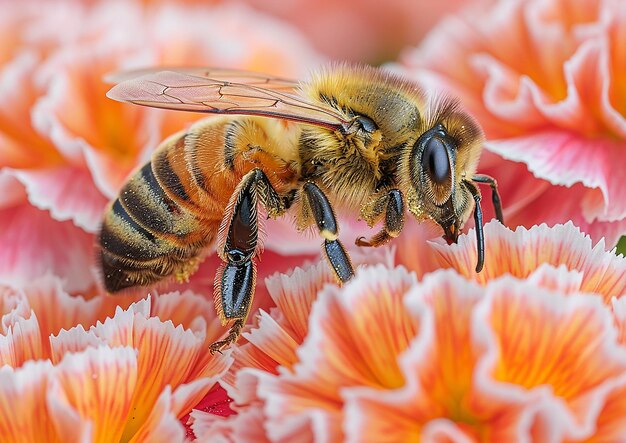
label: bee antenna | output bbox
[463,180,484,273]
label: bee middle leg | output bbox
[356,189,404,247]
[210,168,285,354]
[301,182,355,283]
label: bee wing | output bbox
[104,67,299,91]
[106,70,348,130]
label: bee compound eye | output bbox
[421,136,451,185]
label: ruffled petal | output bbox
[0,202,96,293]
[476,278,626,440]
[11,167,109,232]
[429,221,626,303]
[49,346,138,443]
[0,360,58,442]
[257,265,418,442]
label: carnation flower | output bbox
[194,222,626,442]
[393,0,626,246]
[0,276,232,441]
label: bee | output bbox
[100,64,503,352]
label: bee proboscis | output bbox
[100,64,504,352]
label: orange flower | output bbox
[394,0,626,246]
[0,276,231,441]
[196,222,626,442]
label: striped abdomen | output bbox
[98,116,298,293]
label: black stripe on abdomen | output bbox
[119,163,198,240]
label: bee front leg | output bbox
[211,168,284,354]
[301,182,354,283]
[356,189,404,247]
[472,174,504,224]
[462,180,485,273]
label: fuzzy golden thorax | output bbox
[298,65,421,210]
[299,64,484,231]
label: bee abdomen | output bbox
[98,162,211,293]
[119,163,202,240]
[99,249,179,292]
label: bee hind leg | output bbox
[301,182,354,283]
[210,168,284,353]
[210,259,256,354]
[356,189,404,248]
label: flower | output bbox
[195,222,626,442]
[393,0,626,246]
[72,0,488,63]
[0,276,232,441]
[237,0,488,63]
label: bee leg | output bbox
[356,189,404,247]
[210,171,259,354]
[211,169,282,354]
[472,174,504,224]
[463,180,485,273]
[301,182,355,283]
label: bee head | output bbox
[403,107,483,245]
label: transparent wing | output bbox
[104,67,299,91]
[106,69,348,130]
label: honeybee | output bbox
[100,64,503,352]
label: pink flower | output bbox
[68,0,489,63]
[238,0,490,63]
[394,0,626,246]
[0,1,324,293]
[0,275,233,441]
[194,222,626,442]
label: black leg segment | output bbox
[463,180,485,273]
[324,239,354,283]
[302,182,354,283]
[220,260,255,319]
[302,182,338,239]
[472,174,504,224]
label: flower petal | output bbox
[129,387,186,443]
[190,407,270,443]
[258,265,418,442]
[344,271,489,442]
[0,360,58,443]
[51,346,138,442]
[0,202,96,293]
[486,131,626,223]
[0,310,42,367]
[476,277,626,440]
[11,167,109,232]
[430,221,626,302]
